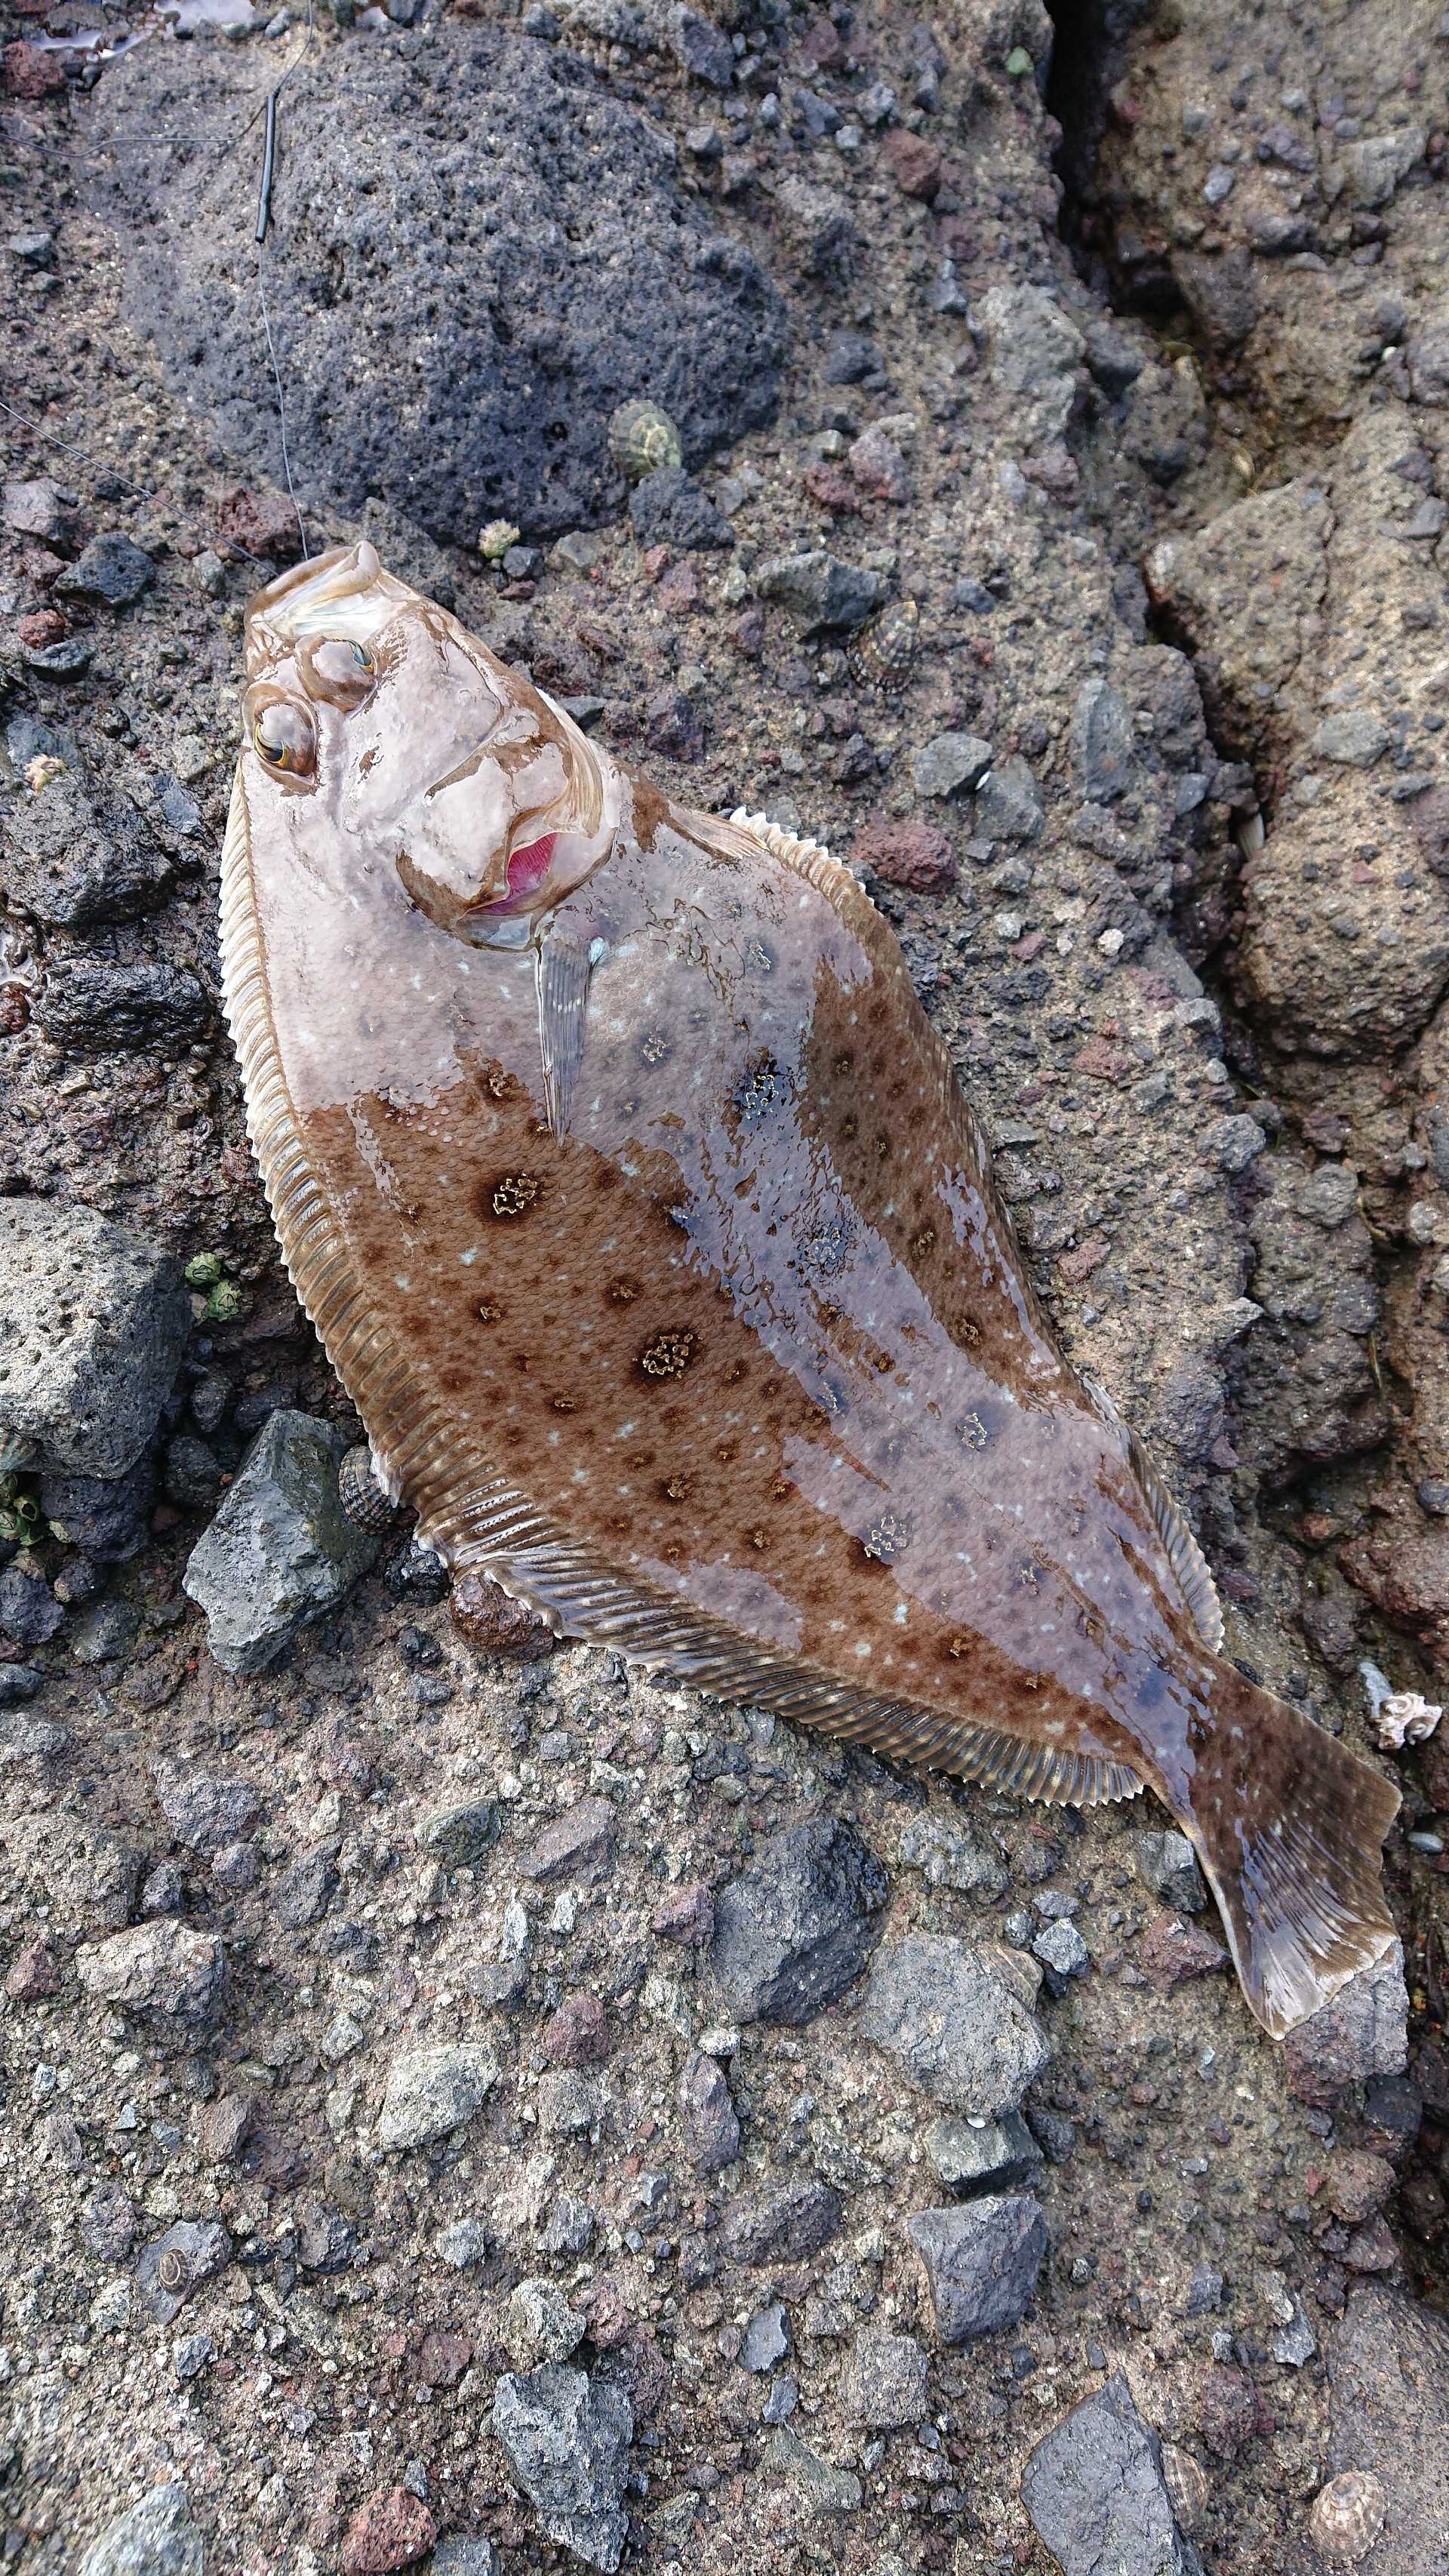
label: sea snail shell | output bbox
[1309,2471,1387,2563]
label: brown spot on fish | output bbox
[223,540,1401,2045]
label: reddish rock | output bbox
[200,2093,258,2163]
[1137,1910,1228,1993]
[1057,1232,1110,1286]
[17,610,66,650]
[851,819,956,895]
[5,1940,59,2001]
[543,1988,611,2067]
[652,1880,715,1944]
[449,1568,555,1660]
[1321,2149,1395,2225]
[415,2328,472,2387]
[657,559,701,614]
[518,1795,616,1884]
[641,543,671,580]
[1193,2363,1269,2458]
[803,461,860,513]
[1343,2214,1399,2273]
[339,2489,436,2575]
[884,128,943,200]
[1074,1036,1135,1083]
[848,425,912,503]
[214,484,305,565]
[580,2267,634,2350]
[4,42,67,97]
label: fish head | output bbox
[240,540,623,949]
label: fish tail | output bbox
[1176,1657,1400,2039]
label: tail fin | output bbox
[1179,1659,1400,2040]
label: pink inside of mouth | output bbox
[483,832,556,911]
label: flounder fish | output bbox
[222,540,1400,2039]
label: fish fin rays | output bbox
[1079,1371,1225,1654]
[536,926,594,1137]
[1175,1658,1400,2039]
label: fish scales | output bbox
[223,541,1401,2039]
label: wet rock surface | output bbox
[0,1200,188,1476]
[2,0,1448,2567]
[182,1408,383,1673]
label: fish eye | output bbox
[299,633,378,711]
[248,691,316,778]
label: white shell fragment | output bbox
[1361,1659,1443,1750]
[1309,2469,1387,2562]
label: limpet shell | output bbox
[608,398,684,482]
[1309,2470,1387,2562]
[338,1442,400,1533]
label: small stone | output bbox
[848,423,912,502]
[436,2217,490,2269]
[543,1990,611,2066]
[842,2327,928,2428]
[0,1561,63,1646]
[429,2544,501,2576]
[762,2427,862,2513]
[2,477,67,542]
[862,1934,1049,2114]
[740,2301,789,2373]
[518,1796,615,1883]
[449,1568,555,1657]
[677,2049,740,2172]
[897,1809,1008,1897]
[907,2196,1048,2344]
[274,1842,339,1929]
[38,961,209,1054]
[414,1799,500,1870]
[339,2487,438,2575]
[137,2217,232,2326]
[183,1411,383,1675]
[651,1879,714,1943]
[666,4,732,85]
[774,175,861,284]
[537,2069,604,2134]
[0,1201,189,1477]
[172,2332,214,2384]
[501,2276,588,2368]
[912,731,993,800]
[1032,1917,1091,1995]
[1070,677,1134,801]
[975,755,1044,843]
[754,551,885,633]
[377,2043,497,2150]
[152,1758,261,1857]
[1022,2374,1200,2576]
[1201,1115,1267,1175]
[851,818,956,894]
[5,1939,60,2001]
[629,467,733,550]
[719,2175,841,2266]
[1297,1163,1359,1228]
[1309,709,1391,767]
[76,1922,224,2022]
[215,485,304,562]
[709,1816,888,2023]
[55,535,155,608]
[1184,2261,1224,2316]
[884,129,943,200]
[1321,2150,1394,2226]
[491,2364,633,2574]
[924,2109,1043,2195]
[76,2482,203,2576]
[1137,1910,1228,1993]
[645,688,705,762]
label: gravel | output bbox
[183,1410,383,1673]
[0,1199,189,1476]
[628,468,734,551]
[841,2328,928,2429]
[709,1816,888,2024]
[1021,2374,1204,2576]
[376,2043,498,2151]
[861,1935,1050,2114]
[490,2365,633,2572]
[75,1922,224,2021]
[907,2196,1049,2344]
[676,2048,740,2172]
[75,2482,203,2576]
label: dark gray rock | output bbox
[1032,1917,1091,1996]
[897,1809,1008,1899]
[761,2427,861,2513]
[162,1435,223,1511]
[1323,2285,1449,2576]
[1131,1828,1207,1914]
[719,2176,841,2265]
[54,534,155,608]
[774,175,861,284]
[274,1841,339,1928]
[430,2544,501,2576]
[41,1460,153,1559]
[924,2109,1043,2196]
[1284,1940,1408,2106]
[1069,677,1134,801]
[1,768,173,927]
[912,731,994,800]
[754,552,886,634]
[907,2196,1048,2344]
[76,2482,203,2576]
[491,2364,633,2572]
[75,1922,224,2021]
[0,1562,63,1646]
[38,960,210,1054]
[665,2,732,85]
[0,1666,42,1708]
[1021,2374,1203,2576]
[709,1817,888,2024]
[182,1411,383,1675]
[152,1759,262,1857]
[0,1201,189,1477]
[823,330,884,384]
[628,467,734,550]
[85,32,785,544]
[137,2217,232,2326]
[420,1799,503,1868]
[974,755,1044,843]
[1200,1115,1268,1177]
[677,2049,740,2172]
[740,2301,789,2372]
[862,1935,1049,2114]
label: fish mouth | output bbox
[244,540,420,678]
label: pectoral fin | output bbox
[536,926,595,1137]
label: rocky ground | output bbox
[2,0,1449,2568]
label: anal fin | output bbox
[536,927,595,1137]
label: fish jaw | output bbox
[244,540,419,676]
